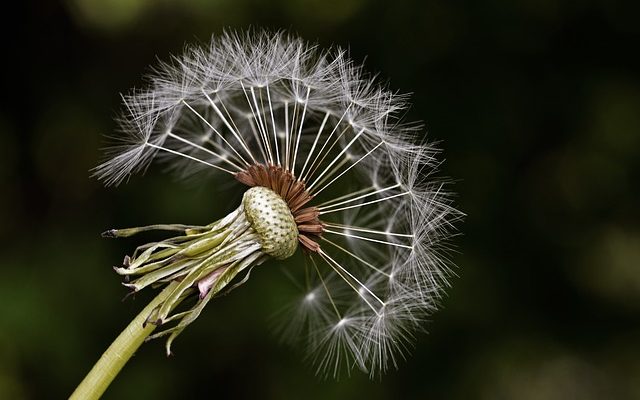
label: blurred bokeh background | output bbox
[2,0,639,399]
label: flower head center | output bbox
[236,164,324,252]
[243,186,298,260]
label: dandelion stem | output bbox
[70,281,183,400]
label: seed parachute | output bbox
[94,29,462,378]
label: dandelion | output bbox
[72,30,461,398]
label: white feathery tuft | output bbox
[95,29,462,378]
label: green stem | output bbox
[70,282,181,400]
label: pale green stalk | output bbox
[70,282,183,400]
[72,188,294,398]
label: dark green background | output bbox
[2,1,639,399]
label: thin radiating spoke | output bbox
[318,252,380,316]
[304,124,350,185]
[146,143,236,175]
[201,90,257,165]
[291,86,310,176]
[239,82,270,165]
[318,184,400,209]
[316,186,376,208]
[287,95,299,171]
[307,128,365,190]
[284,101,290,169]
[181,100,250,167]
[310,157,350,192]
[319,191,410,215]
[301,103,352,183]
[265,85,281,166]
[312,142,384,196]
[202,138,246,169]
[323,229,413,250]
[299,111,330,181]
[319,249,385,309]
[246,116,270,164]
[167,132,244,172]
[321,237,390,277]
[251,86,274,164]
[324,222,413,238]
[215,92,258,165]
[309,255,341,319]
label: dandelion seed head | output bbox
[96,29,462,378]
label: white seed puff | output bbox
[95,29,462,378]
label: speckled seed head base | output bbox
[242,186,298,260]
